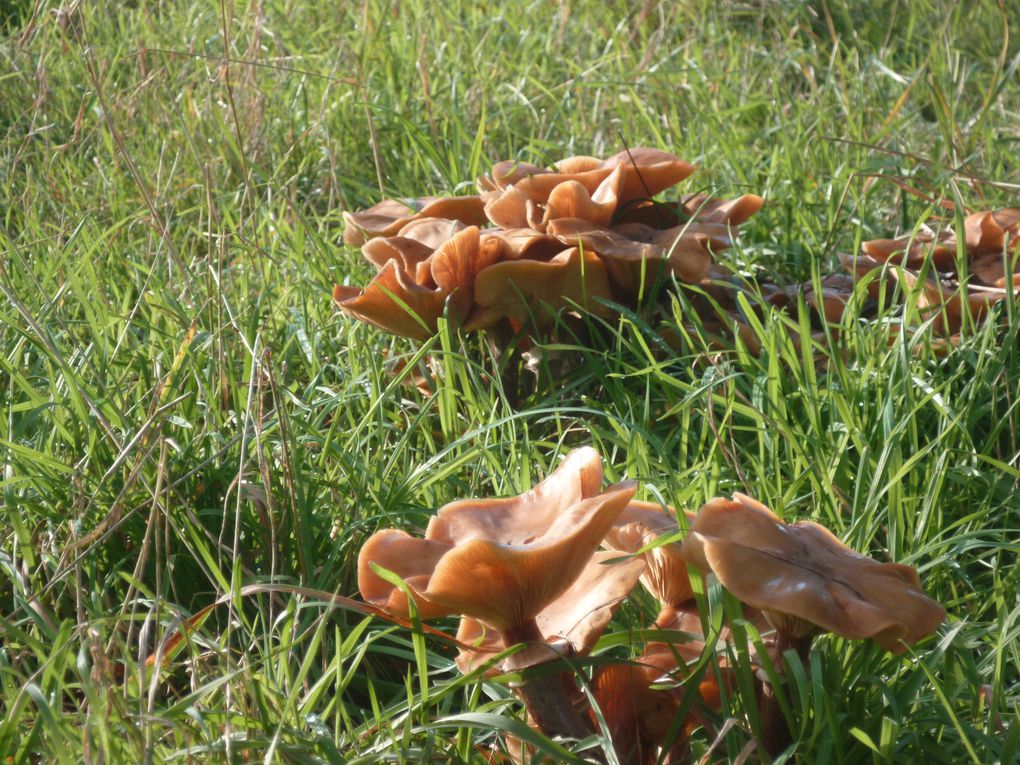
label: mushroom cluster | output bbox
[840,207,1020,337]
[334,149,764,342]
[356,449,945,762]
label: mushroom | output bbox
[358,448,641,750]
[464,246,614,331]
[333,260,446,340]
[342,195,487,246]
[454,550,645,675]
[603,500,697,630]
[546,218,713,297]
[679,493,946,756]
[589,662,680,765]
[681,193,766,225]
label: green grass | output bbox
[1,0,1018,761]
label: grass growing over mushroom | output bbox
[2,0,1019,762]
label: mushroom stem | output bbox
[757,630,813,759]
[502,620,606,762]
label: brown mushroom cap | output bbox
[428,226,508,320]
[604,500,697,612]
[603,147,697,203]
[427,446,605,545]
[357,529,455,620]
[465,246,614,331]
[546,218,713,296]
[343,195,487,246]
[679,493,946,652]
[360,236,436,276]
[419,481,638,632]
[333,260,446,340]
[682,193,765,225]
[455,550,646,674]
[964,208,1020,254]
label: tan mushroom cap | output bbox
[357,529,455,620]
[547,218,713,296]
[420,481,638,631]
[894,268,1010,335]
[397,217,468,249]
[679,493,946,652]
[333,260,446,340]
[861,231,957,272]
[483,186,543,231]
[963,208,1020,254]
[682,193,765,225]
[455,550,646,673]
[490,228,565,261]
[604,500,697,612]
[360,236,435,276]
[342,195,487,246]
[428,226,508,320]
[427,446,605,545]
[542,165,624,228]
[464,246,614,331]
[603,147,697,203]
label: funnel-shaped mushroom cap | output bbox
[465,246,614,331]
[514,164,616,202]
[491,228,565,261]
[861,230,957,272]
[542,165,625,228]
[803,273,856,324]
[427,447,605,545]
[361,236,435,275]
[397,217,468,249]
[547,218,713,296]
[480,160,550,191]
[484,186,543,231]
[604,147,696,203]
[682,193,765,225]
[428,226,508,319]
[838,250,893,298]
[455,550,646,674]
[421,482,638,631]
[970,252,1020,288]
[333,260,446,340]
[357,529,456,619]
[604,500,697,610]
[343,196,487,246]
[964,208,1020,254]
[894,269,1010,335]
[679,493,946,652]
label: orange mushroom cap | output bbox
[455,550,645,674]
[427,446,605,545]
[679,493,946,652]
[342,195,487,246]
[603,147,697,203]
[681,193,765,226]
[465,246,614,331]
[357,529,456,620]
[420,482,637,631]
[604,500,697,613]
[358,448,639,634]
[333,260,446,340]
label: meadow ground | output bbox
[1,1,1018,762]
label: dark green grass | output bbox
[1,0,1018,761]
